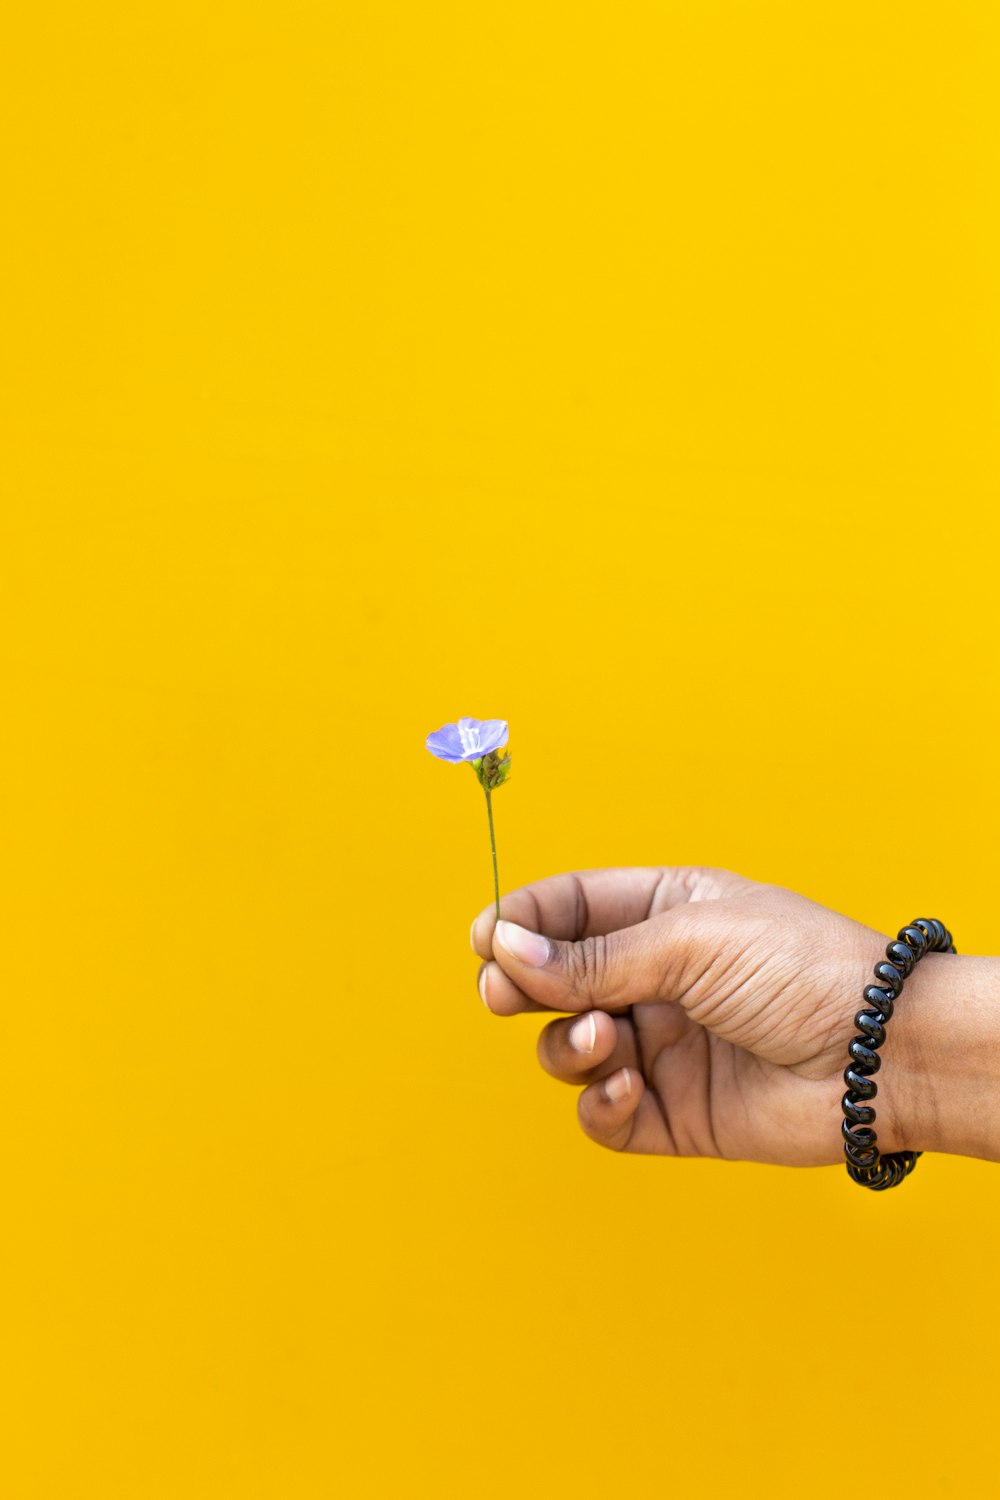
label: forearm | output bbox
[892,953,1000,1162]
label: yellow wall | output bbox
[3,5,998,1496]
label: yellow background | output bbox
[2,4,999,1496]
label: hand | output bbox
[471,866,946,1167]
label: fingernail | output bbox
[478,966,492,1010]
[569,1013,597,1054]
[470,918,479,953]
[605,1067,632,1102]
[494,920,551,968]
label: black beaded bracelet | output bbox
[842,917,956,1190]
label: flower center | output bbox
[458,723,481,754]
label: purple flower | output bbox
[426,717,509,764]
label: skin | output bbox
[471,866,1000,1168]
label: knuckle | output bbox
[536,1023,560,1074]
[537,1021,581,1081]
[566,934,607,999]
[577,1091,624,1151]
[660,907,700,993]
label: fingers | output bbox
[478,960,548,1016]
[576,1067,659,1152]
[537,1015,692,1154]
[488,910,687,1014]
[470,866,748,961]
[478,974,666,1152]
[536,1011,639,1083]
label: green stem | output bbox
[484,786,500,921]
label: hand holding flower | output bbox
[471,866,995,1165]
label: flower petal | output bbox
[425,722,466,761]
[472,718,508,755]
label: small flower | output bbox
[425,717,508,764]
[426,716,512,921]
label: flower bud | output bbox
[474,750,512,791]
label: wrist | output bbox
[889,953,1000,1161]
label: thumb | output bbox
[491,915,685,1013]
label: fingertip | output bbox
[493,920,551,968]
[537,1010,626,1084]
[578,1067,644,1149]
[476,960,548,1016]
[606,1066,635,1102]
[567,1012,598,1055]
[470,912,492,960]
[567,1009,616,1058]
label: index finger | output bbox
[470,865,748,959]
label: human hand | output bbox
[471,867,957,1166]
